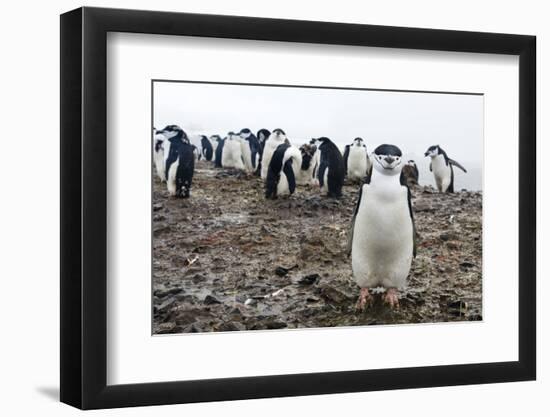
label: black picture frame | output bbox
[60,6,536,410]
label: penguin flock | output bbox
[153,125,468,311]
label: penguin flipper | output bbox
[343,145,350,175]
[448,159,467,173]
[429,162,432,172]
[347,183,364,257]
[400,175,417,258]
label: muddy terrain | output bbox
[152,160,482,334]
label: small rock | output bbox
[275,266,289,276]
[156,322,176,334]
[158,297,177,312]
[218,321,246,332]
[153,225,171,237]
[319,286,350,304]
[204,295,222,305]
[459,261,476,269]
[191,274,205,284]
[299,274,320,285]
[153,203,163,212]
[264,320,287,329]
[448,300,468,316]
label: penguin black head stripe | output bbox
[353,137,365,147]
[272,128,286,136]
[424,145,440,157]
[372,144,403,171]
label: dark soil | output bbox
[152,160,482,334]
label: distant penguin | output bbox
[343,137,371,182]
[424,145,467,192]
[265,143,302,199]
[311,137,345,198]
[200,135,214,161]
[214,136,225,168]
[348,144,416,310]
[191,144,200,161]
[210,135,221,157]
[261,129,287,179]
[153,128,167,182]
[159,125,195,198]
[239,128,261,173]
[297,143,317,185]
[222,132,245,170]
[255,128,271,176]
[401,160,419,188]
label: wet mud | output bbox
[153,160,482,334]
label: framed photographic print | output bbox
[60,6,536,410]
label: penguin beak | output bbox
[424,151,429,157]
[384,156,395,164]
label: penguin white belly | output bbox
[347,147,367,180]
[166,159,179,196]
[352,184,413,289]
[154,149,165,181]
[277,173,290,195]
[261,141,278,179]
[431,155,451,192]
[222,140,245,170]
[320,168,329,192]
[240,141,254,172]
[297,165,314,185]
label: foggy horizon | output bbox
[153,81,483,191]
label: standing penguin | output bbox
[153,128,167,182]
[296,143,317,185]
[311,137,345,198]
[255,128,271,176]
[261,129,287,179]
[265,143,302,199]
[239,128,261,173]
[213,136,225,168]
[222,132,245,170]
[424,145,467,192]
[348,144,416,309]
[200,135,214,161]
[401,160,419,188]
[343,137,371,182]
[159,125,195,198]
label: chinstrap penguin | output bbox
[213,136,225,168]
[239,128,261,173]
[401,160,419,187]
[159,125,195,198]
[348,144,416,309]
[261,129,287,179]
[153,128,167,182]
[255,128,271,176]
[200,135,214,161]
[311,137,345,198]
[265,143,302,199]
[343,137,371,182]
[222,131,245,170]
[297,143,317,185]
[424,145,467,192]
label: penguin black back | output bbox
[315,137,345,198]
[214,137,225,168]
[200,135,213,161]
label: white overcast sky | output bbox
[153,81,483,190]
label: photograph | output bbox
[151,80,483,334]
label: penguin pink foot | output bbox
[356,288,373,311]
[383,288,400,308]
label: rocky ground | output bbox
[152,160,482,334]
